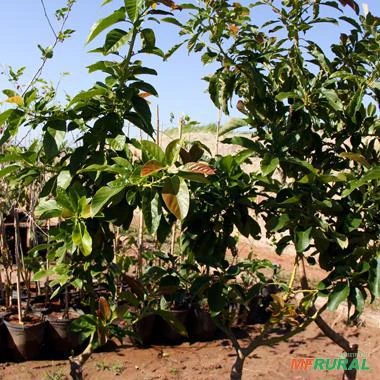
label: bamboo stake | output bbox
[215,108,222,156]
[137,122,145,276]
[137,211,144,277]
[156,105,160,146]
[13,209,23,323]
[170,117,183,257]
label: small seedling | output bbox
[95,361,125,376]
[44,371,67,380]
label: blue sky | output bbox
[0,0,379,133]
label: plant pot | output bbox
[0,312,11,363]
[45,311,82,359]
[158,310,189,344]
[132,314,157,346]
[4,314,46,361]
[188,309,216,341]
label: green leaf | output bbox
[260,153,279,176]
[141,140,165,163]
[141,28,155,49]
[68,87,108,107]
[125,0,144,22]
[208,282,227,313]
[369,257,380,298]
[0,109,13,127]
[219,118,248,136]
[165,138,182,165]
[81,224,92,256]
[321,89,343,111]
[86,7,126,44]
[92,185,125,216]
[222,136,262,152]
[275,92,299,101]
[328,282,349,311]
[295,227,312,253]
[154,310,188,337]
[32,268,55,281]
[43,128,65,161]
[162,176,189,220]
[130,81,158,96]
[339,152,369,168]
[35,199,63,219]
[131,95,153,136]
[57,170,72,189]
[103,28,132,54]
[161,17,184,27]
[351,288,365,315]
[0,164,20,178]
[71,315,98,342]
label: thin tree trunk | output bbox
[69,341,93,380]
[300,257,358,380]
[13,209,23,323]
[230,349,245,380]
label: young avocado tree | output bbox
[172,0,379,379]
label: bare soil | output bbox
[0,312,379,380]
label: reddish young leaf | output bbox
[162,176,189,220]
[183,162,215,176]
[141,160,165,176]
[98,296,112,322]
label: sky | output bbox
[0,0,379,136]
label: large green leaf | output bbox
[142,190,153,232]
[208,282,227,313]
[0,164,20,178]
[165,138,182,165]
[327,282,349,311]
[92,185,125,216]
[219,118,248,136]
[0,109,13,127]
[131,95,153,136]
[125,0,144,22]
[261,153,279,176]
[162,176,189,220]
[103,28,132,54]
[81,224,93,256]
[154,310,188,337]
[86,7,126,44]
[295,227,312,253]
[141,140,165,163]
[141,28,156,49]
[369,257,380,298]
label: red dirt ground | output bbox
[0,311,379,380]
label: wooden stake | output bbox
[156,105,160,146]
[137,211,144,277]
[215,108,222,156]
[178,116,183,140]
[170,225,176,256]
[170,117,183,257]
[13,210,23,323]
